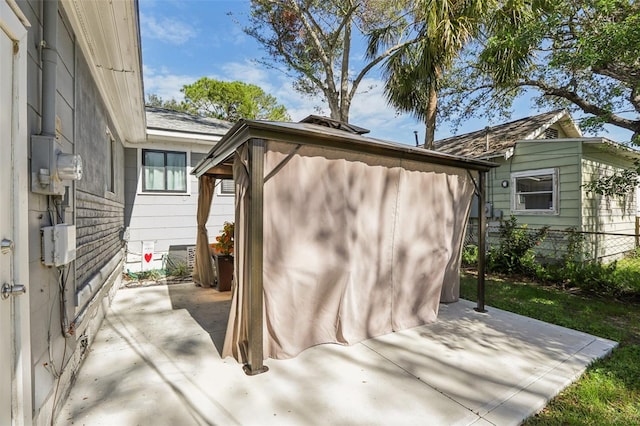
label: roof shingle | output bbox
[145,106,232,136]
[434,110,573,158]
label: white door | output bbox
[1,22,16,425]
[1,5,31,422]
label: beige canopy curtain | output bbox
[193,175,216,287]
[222,140,475,363]
[223,147,251,360]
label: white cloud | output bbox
[140,13,196,45]
[143,65,197,101]
[219,61,273,88]
[214,63,421,143]
[143,58,422,143]
[215,61,329,117]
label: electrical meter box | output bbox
[42,224,77,266]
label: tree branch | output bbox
[287,0,337,93]
[349,37,418,102]
[592,64,640,91]
[520,79,640,132]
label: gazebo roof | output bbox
[192,119,497,178]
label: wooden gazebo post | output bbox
[244,138,269,375]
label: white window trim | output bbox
[105,128,116,197]
[136,148,192,195]
[511,168,559,215]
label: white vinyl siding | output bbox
[125,148,235,272]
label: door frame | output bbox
[1,1,32,424]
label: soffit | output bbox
[62,0,146,143]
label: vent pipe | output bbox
[484,126,491,152]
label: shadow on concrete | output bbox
[167,283,232,355]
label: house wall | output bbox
[476,140,638,262]
[581,145,637,261]
[20,1,127,423]
[123,143,235,273]
[489,140,582,229]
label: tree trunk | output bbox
[424,83,438,149]
[339,16,352,123]
[327,91,341,121]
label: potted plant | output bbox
[211,222,234,291]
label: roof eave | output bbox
[62,0,147,143]
[146,128,225,142]
[583,138,640,158]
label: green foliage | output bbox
[543,234,640,299]
[146,79,289,123]
[439,0,640,143]
[369,0,490,146]
[569,261,620,296]
[539,227,587,282]
[582,162,640,197]
[130,269,165,281]
[613,255,640,296]
[478,218,640,299]
[180,78,289,122]
[245,0,412,122]
[487,216,548,275]
[477,220,640,300]
[146,94,189,113]
[167,262,189,278]
[461,244,478,266]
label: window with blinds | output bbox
[219,179,234,195]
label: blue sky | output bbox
[139,0,633,144]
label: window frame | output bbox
[511,168,559,215]
[106,129,115,195]
[138,149,190,195]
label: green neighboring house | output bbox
[434,110,640,261]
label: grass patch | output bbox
[460,273,640,425]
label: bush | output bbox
[556,252,640,298]
[487,216,548,275]
[612,256,640,296]
[471,216,640,299]
[462,244,478,266]
[569,261,619,296]
[168,262,190,277]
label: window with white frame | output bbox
[511,168,559,214]
[142,149,187,193]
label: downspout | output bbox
[42,0,73,339]
[41,0,58,137]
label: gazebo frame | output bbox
[193,120,495,375]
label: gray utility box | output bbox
[42,224,77,266]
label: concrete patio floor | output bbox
[55,282,616,426]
